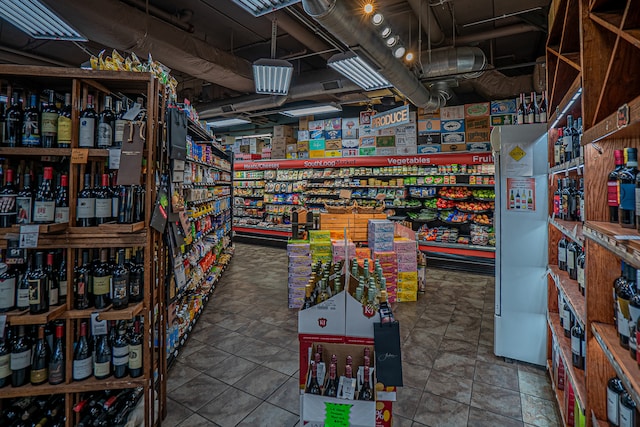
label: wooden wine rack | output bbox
[546,1,640,425]
[0,65,169,426]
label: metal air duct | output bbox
[302,0,442,110]
[421,47,487,80]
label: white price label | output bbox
[19,225,39,248]
[108,148,121,169]
[91,312,108,336]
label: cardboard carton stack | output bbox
[490,99,517,127]
[368,220,394,254]
[272,125,295,159]
[374,251,398,303]
[332,239,356,264]
[288,241,311,309]
[309,230,333,264]
[464,102,492,152]
[395,239,418,302]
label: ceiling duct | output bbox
[421,47,487,80]
[42,0,255,93]
[406,0,445,46]
[302,0,442,110]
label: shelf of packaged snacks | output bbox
[591,322,640,407]
[305,184,406,189]
[549,156,584,175]
[546,360,568,427]
[549,217,584,245]
[171,250,231,309]
[188,208,230,222]
[62,302,144,321]
[187,117,213,141]
[187,195,231,205]
[4,304,66,326]
[407,184,495,188]
[185,156,230,172]
[548,313,587,409]
[583,221,640,269]
[233,177,265,181]
[549,265,585,327]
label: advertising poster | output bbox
[506,178,536,211]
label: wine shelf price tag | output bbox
[614,235,640,241]
[71,148,89,164]
[19,225,39,248]
[91,312,108,336]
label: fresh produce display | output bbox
[436,198,457,209]
[408,209,438,221]
[473,214,492,225]
[457,201,494,212]
[471,188,496,200]
[438,187,472,200]
[388,198,422,208]
[442,211,473,223]
[423,199,438,209]
[408,186,437,198]
[471,224,495,246]
[418,226,459,243]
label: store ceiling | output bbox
[0,0,549,126]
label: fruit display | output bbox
[473,214,492,225]
[408,186,437,198]
[438,187,472,200]
[471,224,495,246]
[418,226,459,243]
[471,188,496,200]
[456,201,494,212]
[436,198,457,209]
[424,199,438,209]
[441,210,473,224]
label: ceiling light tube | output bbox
[0,0,87,41]
[207,118,252,128]
[281,103,342,117]
[253,58,294,95]
[232,0,302,16]
[328,52,391,91]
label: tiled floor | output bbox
[164,243,561,427]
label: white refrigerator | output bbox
[492,124,549,366]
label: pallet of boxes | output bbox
[295,224,418,427]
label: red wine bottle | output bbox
[358,366,374,401]
[95,174,112,225]
[16,173,33,225]
[74,249,91,310]
[92,249,111,309]
[16,253,32,311]
[28,252,49,314]
[129,248,143,303]
[54,174,69,224]
[41,91,58,148]
[30,325,50,385]
[0,168,17,227]
[48,323,65,385]
[0,324,10,388]
[0,250,16,312]
[57,93,72,148]
[58,249,67,304]
[10,325,31,387]
[93,333,111,380]
[79,95,97,148]
[112,249,129,310]
[73,322,92,381]
[97,95,115,149]
[128,319,142,378]
[76,174,95,227]
[46,253,59,307]
[5,91,22,147]
[112,321,129,378]
[21,93,41,147]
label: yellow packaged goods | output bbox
[397,282,419,292]
[309,230,332,242]
[396,290,417,302]
[398,271,418,282]
[311,254,333,264]
[309,150,325,158]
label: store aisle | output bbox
[163,243,560,427]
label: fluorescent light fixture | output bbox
[235,134,272,140]
[253,58,294,95]
[231,0,301,16]
[207,118,251,128]
[551,87,583,128]
[281,103,342,117]
[328,52,391,91]
[372,13,384,25]
[0,0,87,41]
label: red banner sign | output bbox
[234,153,494,171]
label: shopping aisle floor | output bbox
[164,243,560,427]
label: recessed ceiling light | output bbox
[281,104,342,117]
[363,3,374,14]
[405,52,415,61]
[393,46,406,58]
[372,13,384,25]
[381,27,392,38]
[386,36,398,47]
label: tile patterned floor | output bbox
[164,243,560,427]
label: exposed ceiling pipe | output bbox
[198,95,288,118]
[272,11,333,59]
[420,46,487,79]
[450,23,541,46]
[302,0,442,110]
[121,0,194,33]
[406,0,445,46]
[43,0,255,93]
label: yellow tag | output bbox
[71,148,89,164]
[509,145,526,162]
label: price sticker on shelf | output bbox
[71,148,89,164]
[91,312,108,336]
[108,148,121,169]
[19,225,39,248]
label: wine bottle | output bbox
[323,363,338,397]
[577,247,586,296]
[45,253,59,307]
[563,116,574,163]
[617,266,634,349]
[5,91,23,147]
[79,95,97,148]
[619,147,638,228]
[0,324,10,388]
[527,92,536,124]
[73,321,92,381]
[128,319,142,378]
[111,174,119,223]
[21,93,40,147]
[92,249,111,309]
[608,377,624,425]
[97,95,115,149]
[358,366,374,401]
[95,174,112,225]
[76,173,95,227]
[0,168,17,227]
[306,362,322,395]
[112,249,129,310]
[28,252,48,314]
[561,178,571,221]
[0,250,16,313]
[16,254,32,311]
[48,323,64,385]
[30,325,50,385]
[127,248,141,304]
[41,91,58,148]
[567,241,578,280]
[16,173,33,225]
[571,323,584,370]
[134,184,145,222]
[33,167,55,224]
[113,100,126,147]
[562,300,572,338]
[58,250,67,304]
[112,321,129,378]
[517,93,525,125]
[620,391,637,427]
[54,174,69,224]
[57,93,72,148]
[10,325,31,387]
[558,236,568,271]
[73,250,91,309]
[93,333,111,380]
[0,101,5,146]
[539,91,547,123]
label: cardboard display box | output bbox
[464,102,490,118]
[273,125,294,138]
[417,144,441,153]
[440,142,466,152]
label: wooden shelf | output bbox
[548,73,582,127]
[549,265,586,327]
[592,322,640,407]
[590,12,624,33]
[548,313,587,408]
[0,147,71,156]
[546,360,568,427]
[583,221,640,268]
[592,411,607,427]
[549,217,584,245]
[63,302,144,321]
[0,376,145,399]
[582,92,640,144]
[4,304,66,326]
[10,222,68,234]
[549,156,584,175]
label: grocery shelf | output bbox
[549,156,584,175]
[583,221,640,268]
[418,240,496,260]
[548,313,587,408]
[582,92,640,145]
[0,376,146,398]
[592,322,640,407]
[187,118,213,142]
[63,302,144,321]
[549,217,584,245]
[549,265,585,327]
[546,360,568,427]
[186,156,230,172]
[5,304,66,326]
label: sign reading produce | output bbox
[371,105,410,130]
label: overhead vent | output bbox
[221,105,235,113]
[322,80,341,91]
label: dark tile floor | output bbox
[164,243,560,427]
